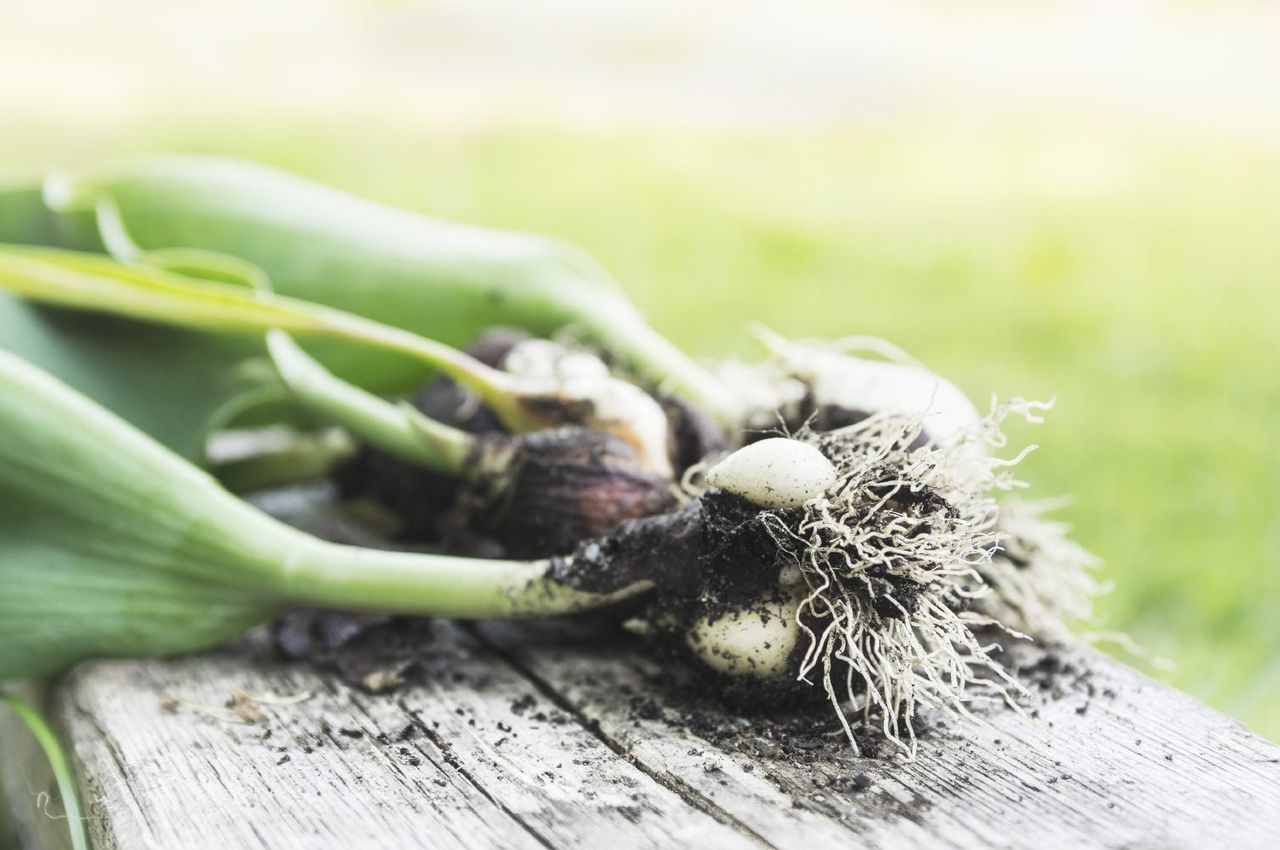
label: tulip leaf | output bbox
[0,156,742,423]
[0,293,274,460]
[0,348,647,681]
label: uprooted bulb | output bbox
[681,439,835,679]
[706,437,836,510]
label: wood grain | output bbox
[481,620,1280,850]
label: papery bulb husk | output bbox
[658,393,731,476]
[468,427,678,558]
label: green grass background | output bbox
[3,120,1278,741]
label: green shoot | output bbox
[0,245,673,473]
[0,693,88,850]
[267,331,474,476]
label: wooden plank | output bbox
[17,622,1280,850]
[257,485,1280,848]
[47,630,759,850]
[479,620,1280,850]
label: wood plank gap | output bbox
[413,719,558,850]
[471,625,777,850]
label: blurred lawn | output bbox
[4,121,1278,740]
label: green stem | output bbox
[267,330,474,475]
[278,535,651,618]
[213,434,357,494]
[602,315,744,428]
[0,693,88,850]
[296,308,531,431]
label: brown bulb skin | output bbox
[471,428,677,558]
[660,394,731,476]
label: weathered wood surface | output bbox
[9,627,1280,850]
[5,485,1280,850]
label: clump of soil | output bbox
[273,612,448,692]
[551,488,785,607]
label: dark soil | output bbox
[659,393,731,472]
[551,488,789,610]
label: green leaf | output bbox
[0,349,647,681]
[3,155,742,423]
[0,246,679,473]
[0,293,271,460]
[0,173,100,252]
[0,245,529,419]
[0,185,286,460]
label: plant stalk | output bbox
[277,533,651,619]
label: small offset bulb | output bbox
[500,339,673,476]
[706,437,836,509]
[769,340,981,449]
[502,339,610,382]
[685,591,802,679]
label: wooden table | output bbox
[4,487,1279,850]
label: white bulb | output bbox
[780,346,981,449]
[707,437,836,509]
[502,339,671,476]
[685,591,801,679]
[503,339,609,381]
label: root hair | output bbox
[761,401,1055,757]
[980,497,1103,643]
